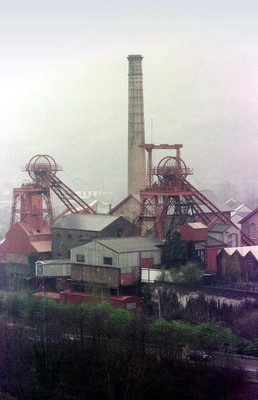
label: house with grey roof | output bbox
[225,198,252,230]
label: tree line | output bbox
[0,290,253,399]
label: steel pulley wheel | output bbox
[26,154,60,187]
[157,156,188,185]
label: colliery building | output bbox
[109,194,140,223]
[0,222,51,264]
[35,259,72,291]
[1,53,256,298]
[69,236,163,295]
[52,213,136,259]
[217,245,258,285]
[240,207,258,246]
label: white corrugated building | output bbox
[217,245,258,283]
[70,236,163,288]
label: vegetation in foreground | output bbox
[0,291,252,399]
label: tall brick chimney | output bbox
[127,55,146,195]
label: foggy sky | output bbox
[1,0,258,203]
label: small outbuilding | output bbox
[217,246,258,283]
[180,222,208,242]
[35,259,72,291]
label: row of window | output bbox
[76,254,113,265]
[53,252,114,265]
[55,230,124,240]
[55,233,90,240]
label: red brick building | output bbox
[240,207,258,245]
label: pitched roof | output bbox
[239,207,258,224]
[208,236,227,246]
[53,213,121,231]
[225,198,252,214]
[209,223,231,233]
[222,245,258,261]
[196,235,227,248]
[225,198,241,209]
[95,236,163,253]
[109,194,140,214]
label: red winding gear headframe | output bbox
[25,154,96,217]
[136,144,254,246]
[10,155,95,231]
[26,154,61,187]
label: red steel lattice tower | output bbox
[10,154,95,233]
[137,144,254,246]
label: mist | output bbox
[1,1,257,207]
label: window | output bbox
[76,254,85,262]
[67,233,73,240]
[250,223,256,239]
[103,257,113,265]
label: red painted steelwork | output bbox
[25,154,95,216]
[10,154,95,232]
[137,144,254,246]
[33,290,144,309]
[10,183,53,232]
[3,155,96,259]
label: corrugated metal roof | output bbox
[223,248,239,256]
[53,213,120,231]
[95,236,163,253]
[223,246,258,260]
